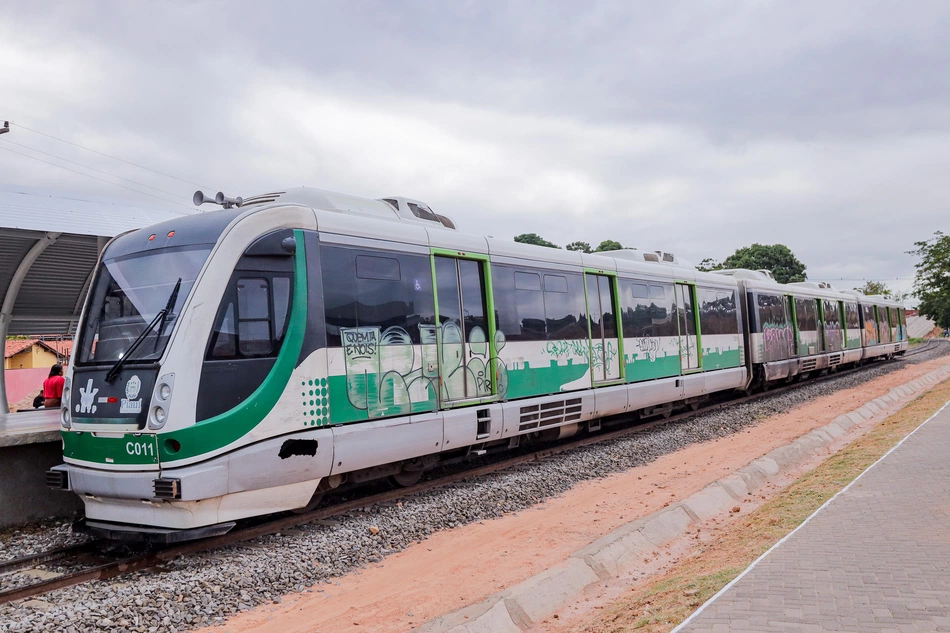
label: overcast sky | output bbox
[3,1,948,298]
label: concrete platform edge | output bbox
[415,363,950,632]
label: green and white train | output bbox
[46,188,908,541]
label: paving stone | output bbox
[679,398,950,632]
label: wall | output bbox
[4,367,50,410]
[0,440,82,527]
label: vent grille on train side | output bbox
[518,398,583,431]
[828,353,843,366]
[801,358,818,372]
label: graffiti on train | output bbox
[634,337,660,362]
[341,324,508,417]
[762,321,794,361]
[544,339,618,368]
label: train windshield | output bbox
[77,245,212,365]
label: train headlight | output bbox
[148,373,174,430]
[61,382,71,428]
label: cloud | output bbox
[2,1,946,299]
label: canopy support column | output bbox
[0,232,62,414]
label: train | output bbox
[45,187,908,541]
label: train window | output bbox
[697,287,737,336]
[356,255,400,281]
[844,302,860,329]
[619,280,652,338]
[544,272,589,340]
[210,303,236,357]
[492,266,545,341]
[273,276,291,340]
[321,245,435,346]
[236,279,272,356]
[650,284,677,337]
[544,275,568,293]
[514,272,542,291]
[794,297,816,332]
[723,292,738,334]
[822,299,843,351]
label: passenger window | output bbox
[356,255,400,281]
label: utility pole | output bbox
[0,121,9,135]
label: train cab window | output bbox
[208,275,292,360]
[236,278,272,356]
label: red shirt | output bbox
[44,375,65,399]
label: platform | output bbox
[0,409,80,527]
[676,399,950,633]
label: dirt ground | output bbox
[200,356,950,633]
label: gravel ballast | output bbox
[2,346,947,632]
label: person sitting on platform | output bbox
[43,364,65,409]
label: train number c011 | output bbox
[126,440,155,457]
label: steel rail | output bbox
[1,350,940,606]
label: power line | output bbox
[1,138,188,199]
[0,144,193,211]
[9,121,214,190]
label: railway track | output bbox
[2,348,944,606]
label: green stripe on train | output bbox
[157,229,309,464]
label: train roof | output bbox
[713,269,904,307]
[204,186,740,289]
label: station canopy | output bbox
[0,183,196,336]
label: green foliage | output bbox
[514,233,560,249]
[721,243,807,284]
[565,241,593,253]
[909,231,950,328]
[594,239,623,252]
[696,258,724,272]
[854,280,890,297]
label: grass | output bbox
[572,375,950,633]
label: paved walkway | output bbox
[677,401,950,633]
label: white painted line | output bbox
[671,395,950,633]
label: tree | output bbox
[565,241,592,253]
[854,280,890,296]
[696,258,723,272]
[514,233,560,249]
[909,231,950,328]
[594,239,623,252]
[721,243,807,284]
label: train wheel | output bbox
[291,490,325,515]
[388,468,424,488]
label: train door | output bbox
[786,293,799,356]
[433,254,496,404]
[675,283,701,371]
[585,273,622,384]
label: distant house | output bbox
[4,338,71,370]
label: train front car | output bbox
[48,201,328,541]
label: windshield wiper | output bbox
[105,278,182,384]
[153,278,182,353]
